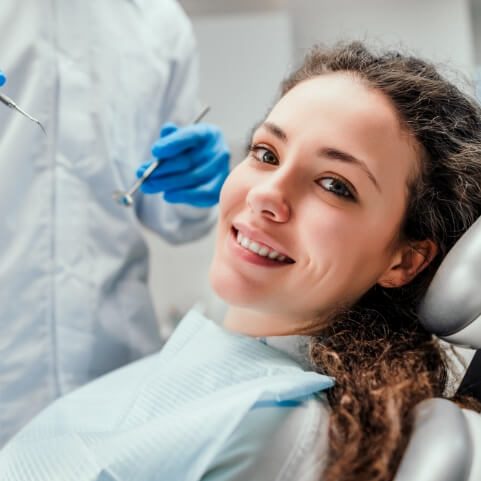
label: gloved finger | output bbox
[163,170,228,207]
[140,148,211,178]
[136,160,155,179]
[140,152,226,194]
[160,122,178,138]
[151,123,218,159]
[0,70,6,87]
[136,152,198,179]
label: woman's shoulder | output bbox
[202,395,330,481]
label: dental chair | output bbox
[214,216,481,481]
[396,214,481,481]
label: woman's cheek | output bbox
[219,167,250,215]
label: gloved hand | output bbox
[136,122,230,208]
[0,69,6,87]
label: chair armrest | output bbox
[462,408,481,481]
[394,398,472,481]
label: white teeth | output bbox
[258,246,269,257]
[267,251,279,260]
[235,231,289,262]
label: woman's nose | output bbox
[246,178,291,223]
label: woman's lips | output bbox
[228,227,295,267]
[232,222,295,261]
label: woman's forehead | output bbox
[271,74,396,124]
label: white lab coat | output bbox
[0,0,215,445]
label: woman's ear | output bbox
[377,239,438,288]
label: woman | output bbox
[1,42,481,481]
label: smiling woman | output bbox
[1,42,481,481]
[210,41,481,480]
[211,72,430,337]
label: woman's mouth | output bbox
[232,227,295,264]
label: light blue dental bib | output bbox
[0,310,333,481]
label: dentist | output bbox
[0,0,229,446]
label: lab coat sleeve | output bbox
[136,4,217,244]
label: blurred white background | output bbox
[145,0,481,336]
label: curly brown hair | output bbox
[280,42,481,481]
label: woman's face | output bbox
[210,73,421,335]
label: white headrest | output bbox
[418,216,481,349]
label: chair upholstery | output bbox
[463,408,481,481]
[392,400,481,481]
[395,215,481,481]
[418,216,481,349]
[394,399,474,481]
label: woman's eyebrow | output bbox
[318,147,381,193]
[259,121,288,142]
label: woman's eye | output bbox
[318,177,355,200]
[249,146,279,165]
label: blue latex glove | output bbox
[136,122,230,208]
[0,69,6,87]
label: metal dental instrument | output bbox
[112,105,210,207]
[0,92,47,135]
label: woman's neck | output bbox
[222,306,312,337]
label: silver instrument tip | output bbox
[0,92,47,135]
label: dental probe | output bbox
[112,105,210,207]
[0,92,47,135]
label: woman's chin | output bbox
[208,263,261,308]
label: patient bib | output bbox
[0,310,333,481]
